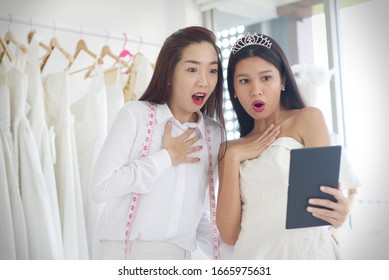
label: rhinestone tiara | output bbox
[231,33,272,54]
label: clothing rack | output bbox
[0,14,163,47]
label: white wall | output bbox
[0,0,203,64]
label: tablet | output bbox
[285,145,342,229]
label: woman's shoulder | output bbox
[122,100,150,110]
[115,101,152,125]
[293,106,330,146]
[290,106,325,125]
[297,106,324,117]
[121,100,153,115]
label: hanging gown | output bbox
[25,34,64,259]
[71,64,107,256]
[7,48,61,259]
[0,81,16,260]
[0,61,29,260]
[43,70,89,260]
[233,137,337,259]
[123,53,153,102]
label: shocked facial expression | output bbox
[168,41,219,122]
[234,56,285,119]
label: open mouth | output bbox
[252,100,265,112]
[192,92,206,105]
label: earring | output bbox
[281,86,285,92]
[234,94,237,99]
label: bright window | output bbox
[216,25,245,140]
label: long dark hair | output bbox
[139,26,225,128]
[227,34,305,137]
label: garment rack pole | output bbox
[0,14,163,47]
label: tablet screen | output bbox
[286,145,341,229]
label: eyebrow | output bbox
[236,69,274,77]
[183,59,218,65]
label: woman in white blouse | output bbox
[90,26,237,260]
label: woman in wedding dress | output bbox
[216,34,357,259]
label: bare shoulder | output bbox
[291,106,326,129]
[296,106,325,120]
[295,107,330,146]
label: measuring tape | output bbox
[204,122,220,260]
[124,103,219,259]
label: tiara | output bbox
[231,33,272,54]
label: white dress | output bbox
[123,53,153,102]
[43,71,89,259]
[71,64,107,256]
[0,82,16,259]
[7,50,61,259]
[26,35,63,259]
[233,137,337,259]
[0,63,29,260]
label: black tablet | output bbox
[285,145,342,229]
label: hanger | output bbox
[115,32,134,74]
[40,22,74,71]
[27,18,51,53]
[3,14,28,55]
[84,43,129,78]
[101,44,128,65]
[28,30,51,50]
[67,39,98,74]
[0,40,5,63]
[0,36,14,63]
[4,31,28,54]
[27,29,51,54]
[40,37,74,71]
[84,44,115,78]
[118,33,134,60]
[73,39,97,61]
[69,26,97,69]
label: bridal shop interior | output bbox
[1,0,388,260]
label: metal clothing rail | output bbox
[0,13,163,47]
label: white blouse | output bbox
[90,101,224,257]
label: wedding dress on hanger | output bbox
[7,47,61,259]
[123,53,153,102]
[0,78,16,259]
[26,33,64,258]
[71,63,107,257]
[0,47,29,260]
[43,67,89,260]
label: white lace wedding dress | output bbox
[233,137,337,259]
